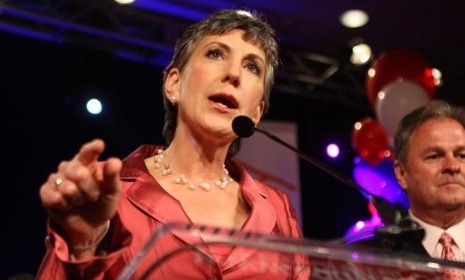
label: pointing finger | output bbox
[101,157,122,197]
[75,139,105,166]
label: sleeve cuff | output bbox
[46,213,132,264]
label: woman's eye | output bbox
[245,61,261,75]
[206,48,223,59]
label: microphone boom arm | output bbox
[254,126,404,225]
[255,127,368,197]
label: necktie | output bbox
[439,232,464,279]
[440,232,456,260]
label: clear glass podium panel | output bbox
[117,223,465,280]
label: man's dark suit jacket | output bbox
[353,230,429,256]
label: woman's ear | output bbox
[251,100,265,124]
[164,68,180,104]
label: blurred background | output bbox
[2,0,465,278]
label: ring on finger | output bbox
[54,177,64,187]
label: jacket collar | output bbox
[121,145,278,268]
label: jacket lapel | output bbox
[222,166,278,271]
[121,145,279,269]
[121,145,209,256]
[126,176,210,253]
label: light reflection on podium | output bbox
[117,223,465,280]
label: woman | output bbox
[37,9,308,279]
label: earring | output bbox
[170,96,177,105]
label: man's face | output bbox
[395,118,465,218]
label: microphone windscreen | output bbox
[232,116,255,138]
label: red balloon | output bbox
[365,49,436,107]
[352,118,390,165]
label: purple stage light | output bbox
[353,157,409,208]
[326,143,340,158]
[344,201,383,243]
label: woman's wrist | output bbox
[68,220,111,257]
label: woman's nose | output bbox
[222,62,241,87]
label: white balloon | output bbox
[375,79,430,137]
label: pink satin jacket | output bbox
[37,145,309,279]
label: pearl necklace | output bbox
[153,148,232,191]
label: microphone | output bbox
[232,115,423,249]
[232,115,255,138]
[233,115,371,199]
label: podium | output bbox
[117,223,465,279]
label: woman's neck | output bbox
[165,134,230,180]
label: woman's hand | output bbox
[39,139,122,258]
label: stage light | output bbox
[355,221,365,230]
[352,157,409,208]
[344,201,383,243]
[86,98,103,115]
[350,43,372,65]
[340,9,369,28]
[114,0,135,4]
[326,143,340,158]
[431,68,443,86]
[367,68,376,78]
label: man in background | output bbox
[391,100,465,261]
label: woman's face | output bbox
[165,29,266,144]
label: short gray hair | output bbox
[394,100,465,163]
[162,9,279,159]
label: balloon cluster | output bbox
[352,49,436,166]
[351,49,437,210]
